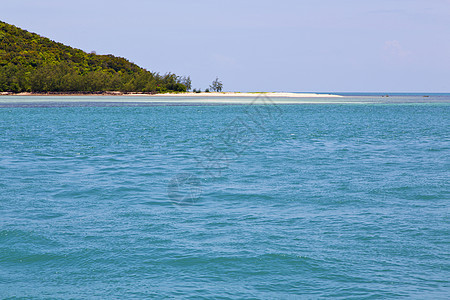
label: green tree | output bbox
[0,20,188,93]
[180,76,192,91]
[210,77,223,92]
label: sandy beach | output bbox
[138,92,343,98]
[0,91,343,98]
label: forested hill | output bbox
[0,21,187,93]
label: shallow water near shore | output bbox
[1,93,450,106]
[0,96,449,298]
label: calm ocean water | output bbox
[0,95,449,299]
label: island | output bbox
[0,21,188,94]
[0,21,343,99]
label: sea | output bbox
[0,94,449,299]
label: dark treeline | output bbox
[0,21,187,93]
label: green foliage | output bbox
[210,77,223,92]
[179,76,192,91]
[0,21,187,93]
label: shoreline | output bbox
[0,91,343,98]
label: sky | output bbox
[1,0,449,92]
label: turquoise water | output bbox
[0,96,449,298]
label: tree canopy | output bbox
[0,21,187,93]
[210,77,223,92]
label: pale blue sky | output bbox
[1,0,449,92]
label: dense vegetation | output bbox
[0,21,188,93]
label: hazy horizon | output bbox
[1,0,449,92]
